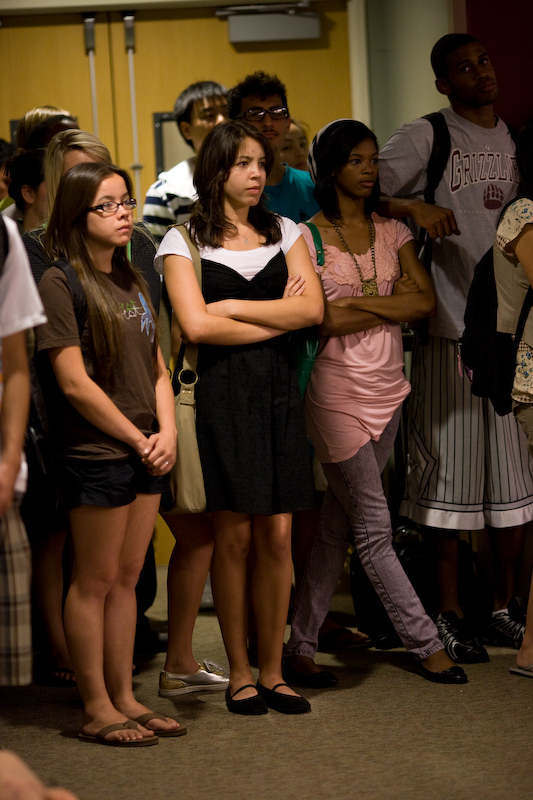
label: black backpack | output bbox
[459,244,533,417]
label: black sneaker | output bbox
[436,611,490,663]
[484,604,525,649]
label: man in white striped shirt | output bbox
[143,81,228,242]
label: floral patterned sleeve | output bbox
[496,198,533,253]
[498,198,533,403]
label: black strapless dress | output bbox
[194,249,314,515]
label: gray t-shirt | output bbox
[379,106,518,340]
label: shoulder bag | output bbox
[164,224,207,515]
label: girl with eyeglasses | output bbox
[35,162,184,746]
[21,129,160,690]
[283,119,468,687]
[158,119,323,715]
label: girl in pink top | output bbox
[285,120,468,685]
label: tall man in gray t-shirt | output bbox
[379,34,532,663]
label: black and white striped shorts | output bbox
[400,335,533,530]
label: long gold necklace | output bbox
[331,216,379,297]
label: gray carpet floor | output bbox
[1,568,532,800]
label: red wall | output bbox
[466,0,533,129]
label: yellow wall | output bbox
[0,1,350,202]
[1,2,349,565]
[0,14,117,157]
[154,516,175,566]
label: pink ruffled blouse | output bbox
[300,213,412,463]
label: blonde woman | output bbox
[24,130,159,303]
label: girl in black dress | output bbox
[158,120,323,714]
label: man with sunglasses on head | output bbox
[228,71,319,223]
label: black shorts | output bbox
[59,456,170,511]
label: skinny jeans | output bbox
[286,405,443,660]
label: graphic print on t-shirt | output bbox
[119,291,156,342]
[449,148,517,207]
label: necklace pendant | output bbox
[362,280,379,297]
[243,235,249,245]
[331,216,379,298]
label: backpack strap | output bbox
[52,258,87,336]
[302,221,325,267]
[417,112,452,270]
[421,112,451,206]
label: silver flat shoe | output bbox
[159,659,229,696]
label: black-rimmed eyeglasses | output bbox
[240,107,289,123]
[87,199,137,216]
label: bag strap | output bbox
[159,280,173,369]
[175,224,202,287]
[302,221,325,267]
[160,224,202,372]
[173,224,201,379]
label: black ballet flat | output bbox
[256,682,311,714]
[283,657,339,689]
[415,662,468,685]
[225,684,268,715]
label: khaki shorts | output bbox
[513,400,533,456]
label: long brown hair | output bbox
[189,119,281,248]
[44,162,157,379]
